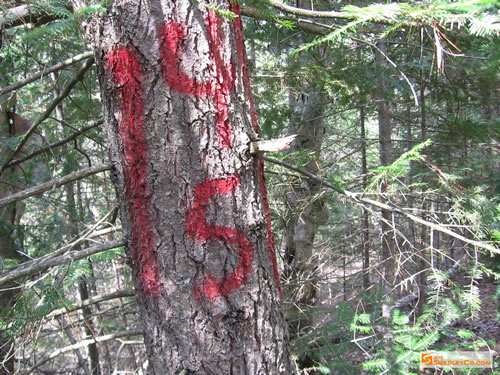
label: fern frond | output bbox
[362,358,389,371]
[291,18,365,56]
[414,331,440,351]
[471,13,500,36]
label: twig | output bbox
[46,289,135,319]
[6,119,103,168]
[388,259,463,312]
[0,162,112,208]
[266,0,354,20]
[21,329,143,375]
[0,52,94,97]
[263,156,499,255]
[0,239,124,287]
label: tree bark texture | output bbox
[89,1,295,374]
[0,93,26,259]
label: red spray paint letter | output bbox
[186,175,254,300]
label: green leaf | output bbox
[457,329,473,339]
[358,313,372,324]
[362,358,389,371]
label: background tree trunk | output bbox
[360,103,370,290]
[282,3,330,358]
[375,38,395,287]
[88,1,296,373]
[0,91,28,373]
[284,89,328,316]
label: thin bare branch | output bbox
[240,4,331,35]
[263,156,500,255]
[266,0,351,20]
[0,239,124,287]
[388,259,463,312]
[0,162,112,208]
[21,329,143,375]
[6,119,104,168]
[46,289,135,319]
[0,51,94,97]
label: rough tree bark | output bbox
[87,1,296,373]
[0,93,27,260]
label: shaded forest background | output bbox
[0,0,498,374]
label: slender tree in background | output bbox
[374,37,395,287]
[85,0,295,373]
[282,1,330,347]
[359,99,370,290]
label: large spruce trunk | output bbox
[88,1,295,373]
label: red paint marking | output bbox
[158,21,212,97]
[230,3,283,298]
[206,11,236,149]
[105,5,281,300]
[158,12,235,149]
[159,11,255,299]
[105,48,161,297]
[186,175,254,300]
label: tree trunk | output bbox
[66,182,102,375]
[360,103,370,290]
[0,92,30,374]
[416,79,427,315]
[375,38,395,286]
[282,4,329,350]
[284,89,328,327]
[87,1,295,373]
